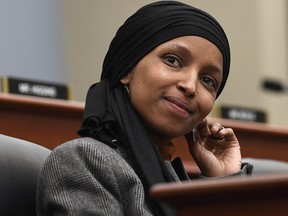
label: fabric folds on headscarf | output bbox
[79,1,231,215]
[101,0,230,97]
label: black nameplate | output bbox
[216,105,267,123]
[1,76,69,100]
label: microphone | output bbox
[262,79,288,93]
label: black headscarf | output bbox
[101,1,230,97]
[78,1,231,215]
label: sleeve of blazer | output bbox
[36,138,152,216]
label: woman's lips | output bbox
[164,96,193,114]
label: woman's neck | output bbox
[150,134,176,161]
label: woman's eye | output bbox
[163,55,181,67]
[201,76,217,89]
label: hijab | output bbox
[78,1,231,215]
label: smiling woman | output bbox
[120,36,223,142]
[36,1,253,216]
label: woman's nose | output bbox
[177,74,197,98]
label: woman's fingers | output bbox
[186,119,238,146]
[210,124,225,140]
[195,118,210,139]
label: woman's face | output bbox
[121,36,223,144]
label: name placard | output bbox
[1,76,70,100]
[214,105,267,123]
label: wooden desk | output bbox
[0,94,83,149]
[1,94,288,171]
[150,173,288,216]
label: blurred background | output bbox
[1,0,288,127]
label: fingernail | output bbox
[211,124,218,129]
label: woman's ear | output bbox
[120,73,131,85]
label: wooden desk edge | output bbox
[0,93,84,116]
[149,173,288,201]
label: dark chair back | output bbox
[0,134,51,216]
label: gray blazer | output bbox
[36,137,182,216]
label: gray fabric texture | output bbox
[37,137,161,216]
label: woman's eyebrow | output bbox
[204,64,223,74]
[164,43,192,57]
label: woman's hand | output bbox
[185,118,242,177]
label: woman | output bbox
[37,1,253,216]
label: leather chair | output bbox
[243,157,288,174]
[0,134,51,216]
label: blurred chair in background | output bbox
[0,134,51,216]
